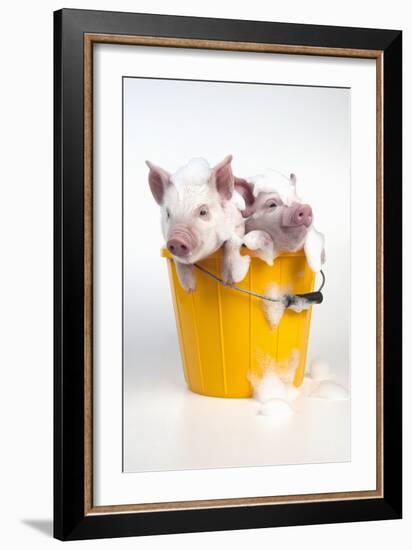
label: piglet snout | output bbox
[167,224,198,258]
[167,238,190,257]
[294,204,312,227]
[283,204,313,228]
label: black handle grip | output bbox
[295,291,324,304]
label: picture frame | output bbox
[54,8,402,541]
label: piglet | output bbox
[235,170,325,272]
[146,155,250,291]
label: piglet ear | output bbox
[234,178,255,206]
[146,161,170,205]
[234,178,255,218]
[290,173,297,186]
[212,155,234,200]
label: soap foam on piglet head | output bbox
[235,170,325,272]
[146,155,250,291]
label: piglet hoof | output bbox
[232,254,251,283]
[243,231,274,266]
[179,280,195,293]
[183,284,196,293]
[175,262,196,292]
[182,279,196,293]
[220,267,233,286]
[221,263,237,287]
[257,251,274,266]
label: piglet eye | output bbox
[199,206,209,217]
[268,201,277,208]
[166,209,170,219]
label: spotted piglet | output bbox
[146,155,250,291]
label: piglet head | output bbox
[235,174,314,252]
[146,155,236,264]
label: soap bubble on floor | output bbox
[249,353,349,422]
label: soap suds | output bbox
[309,380,349,400]
[259,399,293,419]
[249,351,300,420]
[306,359,348,400]
[250,368,288,402]
[250,352,348,421]
[247,170,301,206]
[288,297,311,313]
[309,358,332,381]
[303,226,325,273]
[262,285,311,328]
[262,284,286,328]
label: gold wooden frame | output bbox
[84,33,384,515]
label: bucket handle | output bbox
[193,263,325,308]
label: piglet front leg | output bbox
[243,230,276,265]
[175,261,196,292]
[303,226,325,273]
[221,235,251,284]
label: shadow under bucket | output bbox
[162,248,316,398]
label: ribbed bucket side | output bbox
[165,250,315,397]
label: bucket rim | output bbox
[161,247,306,260]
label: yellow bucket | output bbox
[162,248,316,398]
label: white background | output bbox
[0,0,408,549]
[121,67,350,471]
[122,78,351,473]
